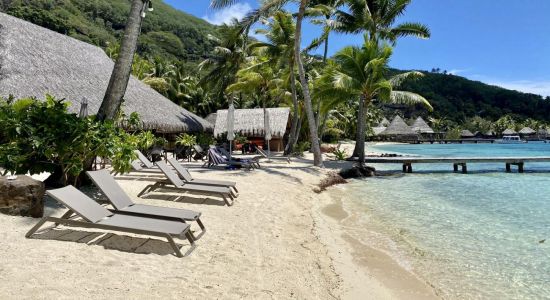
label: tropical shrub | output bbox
[0,95,141,185]
[332,147,347,161]
[196,132,215,146]
[293,141,311,157]
[175,133,197,147]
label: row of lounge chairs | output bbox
[26,150,245,258]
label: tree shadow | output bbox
[141,193,227,207]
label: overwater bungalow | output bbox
[460,130,475,139]
[379,116,419,141]
[0,12,212,134]
[502,128,517,135]
[519,127,536,137]
[410,116,435,139]
[377,117,391,127]
[213,107,290,151]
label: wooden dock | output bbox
[363,156,550,173]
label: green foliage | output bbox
[293,141,311,157]
[175,133,197,147]
[195,132,215,146]
[445,127,462,140]
[332,146,347,161]
[0,95,139,184]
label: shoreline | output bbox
[0,148,439,299]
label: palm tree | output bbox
[199,21,248,107]
[249,11,302,154]
[315,38,432,163]
[210,0,324,166]
[98,0,150,121]
[335,0,430,157]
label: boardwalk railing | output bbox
[363,156,550,173]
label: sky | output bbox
[165,0,550,97]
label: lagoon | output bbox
[333,143,550,299]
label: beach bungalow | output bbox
[502,128,517,135]
[519,127,536,136]
[410,116,435,139]
[377,117,390,127]
[0,13,212,134]
[213,108,290,151]
[379,116,418,141]
[460,130,475,139]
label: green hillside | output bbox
[0,0,217,61]
[393,70,550,123]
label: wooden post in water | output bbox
[461,163,467,174]
[506,163,511,172]
[518,162,524,173]
[453,163,459,172]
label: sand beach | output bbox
[0,148,437,299]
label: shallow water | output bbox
[334,143,550,299]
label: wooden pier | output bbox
[363,156,550,173]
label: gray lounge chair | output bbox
[218,147,261,168]
[138,161,235,206]
[87,169,206,240]
[256,147,291,163]
[135,150,156,168]
[26,186,196,257]
[203,148,254,170]
[167,157,239,196]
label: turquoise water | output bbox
[340,143,550,299]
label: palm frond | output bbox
[390,91,433,111]
[389,71,424,87]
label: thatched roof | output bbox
[380,116,417,136]
[377,117,390,127]
[213,107,290,137]
[0,13,211,133]
[205,113,217,126]
[410,117,434,134]
[372,126,386,136]
[461,130,474,138]
[502,128,517,135]
[519,127,535,134]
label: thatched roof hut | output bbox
[461,130,474,138]
[519,127,536,135]
[372,126,386,136]
[0,13,211,133]
[410,117,435,134]
[380,116,417,136]
[213,107,290,137]
[377,117,390,127]
[502,128,517,135]
[205,113,217,126]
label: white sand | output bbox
[0,150,437,299]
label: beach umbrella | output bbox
[227,103,235,160]
[264,109,272,161]
[79,97,88,118]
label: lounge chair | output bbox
[26,186,196,257]
[192,145,208,161]
[138,161,235,206]
[87,169,206,240]
[203,148,254,170]
[167,157,239,196]
[218,147,261,168]
[135,150,156,169]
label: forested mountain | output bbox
[1,0,549,124]
[0,0,217,61]
[395,70,550,123]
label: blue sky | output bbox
[165,0,550,96]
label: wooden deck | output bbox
[363,156,550,173]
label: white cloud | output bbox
[203,3,252,25]
[448,69,468,75]
[484,79,550,97]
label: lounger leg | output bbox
[193,218,206,240]
[221,194,233,206]
[232,186,239,194]
[165,234,184,258]
[25,217,51,238]
[230,188,239,198]
[183,231,197,256]
[54,210,75,226]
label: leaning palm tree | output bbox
[210,0,324,167]
[315,38,432,163]
[335,0,430,157]
[249,11,302,154]
[98,0,150,121]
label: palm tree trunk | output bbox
[295,0,323,167]
[356,95,367,164]
[97,0,145,121]
[284,61,300,155]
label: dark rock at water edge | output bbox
[0,175,45,218]
[339,164,376,179]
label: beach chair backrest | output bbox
[167,158,194,182]
[86,170,134,209]
[209,148,226,165]
[193,145,204,154]
[47,186,113,223]
[256,147,267,158]
[218,147,230,159]
[134,150,155,168]
[156,161,185,187]
[131,160,144,171]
